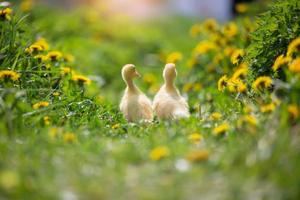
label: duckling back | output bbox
[153,85,190,120]
[120,89,153,122]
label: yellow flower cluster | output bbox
[210,112,222,120]
[72,74,91,85]
[287,104,299,120]
[47,51,62,61]
[227,78,247,93]
[218,64,248,93]
[260,103,276,113]
[213,123,230,136]
[287,37,300,57]
[289,58,300,73]
[189,24,201,37]
[166,52,183,63]
[272,54,291,71]
[61,67,72,75]
[63,132,76,143]
[194,41,217,55]
[112,123,120,129]
[43,116,50,125]
[218,75,228,92]
[0,8,12,21]
[230,49,244,65]
[223,22,238,38]
[32,101,49,109]
[188,133,203,144]
[252,76,272,91]
[20,0,34,12]
[25,38,49,54]
[270,37,300,74]
[48,128,77,143]
[183,82,202,92]
[186,150,209,162]
[238,115,257,127]
[203,19,218,32]
[235,3,249,13]
[149,146,170,161]
[0,70,20,81]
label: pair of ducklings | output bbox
[120,63,190,122]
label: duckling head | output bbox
[122,64,141,83]
[163,63,177,84]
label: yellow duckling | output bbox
[119,64,153,122]
[153,63,190,120]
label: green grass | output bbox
[0,2,300,200]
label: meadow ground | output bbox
[0,1,300,199]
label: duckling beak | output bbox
[134,70,141,78]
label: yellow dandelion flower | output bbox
[32,101,49,109]
[287,37,300,56]
[289,58,300,73]
[166,52,183,63]
[272,54,291,71]
[252,76,272,91]
[287,104,299,120]
[20,0,34,12]
[188,133,203,144]
[189,23,201,37]
[43,116,50,125]
[47,51,62,61]
[193,83,202,91]
[213,123,230,136]
[63,132,76,143]
[260,103,276,113]
[227,79,237,93]
[223,22,238,38]
[25,44,43,54]
[218,75,228,92]
[186,150,209,162]
[143,73,157,84]
[235,3,248,13]
[224,46,236,57]
[49,127,61,139]
[112,123,120,129]
[194,41,216,55]
[236,80,247,93]
[72,74,91,85]
[187,57,197,68]
[0,8,13,21]
[0,70,20,81]
[232,67,248,80]
[210,112,222,120]
[35,38,49,51]
[34,55,48,62]
[61,67,71,75]
[183,83,193,93]
[203,19,218,32]
[240,115,257,126]
[211,33,227,46]
[238,62,248,69]
[231,49,244,65]
[63,54,75,63]
[149,146,170,161]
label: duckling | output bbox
[153,63,190,120]
[119,64,153,122]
